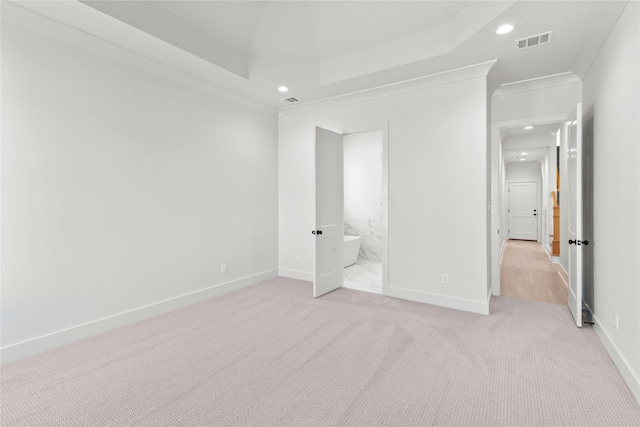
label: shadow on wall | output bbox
[582,109,595,319]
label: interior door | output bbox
[508,182,538,240]
[567,104,584,327]
[313,127,344,297]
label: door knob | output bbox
[311,230,323,235]
[569,239,589,245]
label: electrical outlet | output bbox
[441,274,449,284]
[221,264,227,274]
[614,313,619,330]
[296,255,301,262]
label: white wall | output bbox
[582,1,640,404]
[279,62,494,314]
[492,75,582,123]
[1,12,278,362]
[343,132,382,220]
[505,161,543,182]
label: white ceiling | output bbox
[75,0,628,108]
[501,122,562,141]
[501,122,562,164]
[503,147,549,165]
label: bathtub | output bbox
[343,235,362,267]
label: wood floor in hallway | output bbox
[500,239,568,305]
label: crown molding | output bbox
[279,60,497,118]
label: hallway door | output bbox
[313,127,344,297]
[567,104,584,327]
[508,182,538,241]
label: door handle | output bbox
[569,239,589,246]
[311,230,323,235]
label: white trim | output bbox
[1,269,278,365]
[279,60,497,118]
[593,314,640,405]
[557,262,568,277]
[493,114,572,131]
[494,72,581,96]
[278,268,313,282]
[386,287,489,315]
[487,287,493,306]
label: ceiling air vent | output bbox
[516,31,553,50]
[281,97,299,103]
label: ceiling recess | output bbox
[516,31,553,50]
[281,97,299,103]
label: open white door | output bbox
[567,103,585,327]
[313,127,343,298]
[508,182,538,240]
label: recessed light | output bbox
[524,126,533,130]
[520,158,526,161]
[278,86,289,93]
[496,24,514,35]
[521,152,528,155]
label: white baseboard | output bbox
[278,268,313,282]
[592,314,640,405]
[1,269,278,365]
[386,286,489,315]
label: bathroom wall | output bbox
[343,131,383,262]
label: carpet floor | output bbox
[2,278,639,426]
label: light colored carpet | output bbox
[2,278,639,426]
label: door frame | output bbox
[491,113,569,297]
[314,124,389,296]
[506,180,540,242]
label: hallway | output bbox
[500,240,568,305]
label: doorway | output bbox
[342,130,384,294]
[498,120,568,305]
[313,126,389,298]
